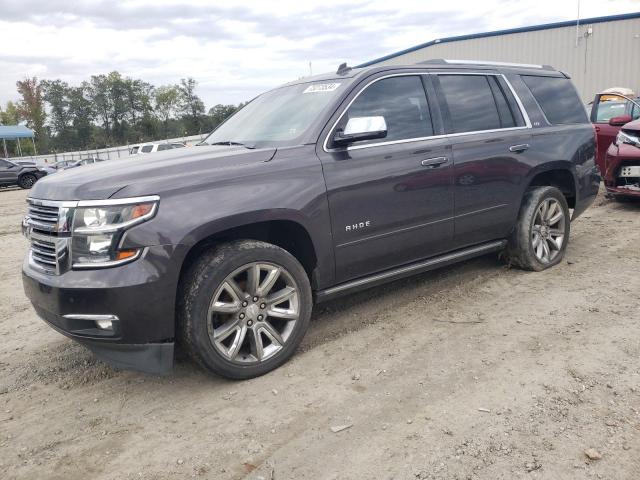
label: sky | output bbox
[0,0,639,108]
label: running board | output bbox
[315,240,507,303]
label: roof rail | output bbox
[420,59,555,70]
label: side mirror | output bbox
[333,116,387,147]
[609,115,632,126]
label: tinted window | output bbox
[0,159,10,168]
[488,76,526,128]
[522,75,588,125]
[438,75,502,133]
[343,75,433,144]
[141,145,153,153]
[157,144,171,151]
[171,143,185,149]
[130,146,139,154]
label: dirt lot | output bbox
[1,186,639,480]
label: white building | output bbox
[357,12,640,102]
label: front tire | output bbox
[505,186,570,271]
[178,240,312,379]
[18,174,36,189]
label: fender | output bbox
[523,160,578,193]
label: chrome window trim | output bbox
[322,72,532,153]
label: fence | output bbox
[8,134,208,166]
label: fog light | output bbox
[63,314,119,333]
[95,318,113,330]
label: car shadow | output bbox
[15,253,505,393]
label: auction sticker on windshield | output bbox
[303,83,341,93]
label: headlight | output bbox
[615,130,640,147]
[71,196,159,268]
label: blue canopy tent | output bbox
[0,125,36,157]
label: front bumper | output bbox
[603,143,640,198]
[605,185,640,198]
[22,244,184,374]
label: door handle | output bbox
[421,156,449,168]
[509,144,530,153]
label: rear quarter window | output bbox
[522,75,588,125]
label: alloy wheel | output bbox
[20,175,35,188]
[531,198,566,264]
[207,262,300,364]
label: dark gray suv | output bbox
[22,60,599,379]
[0,158,45,189]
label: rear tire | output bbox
[505,186,570,271]
[178,240,312,379]
[18,174,36,189]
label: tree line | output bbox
[0,72,244,156]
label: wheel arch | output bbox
[176,212,321,293]
[524,162,577,209]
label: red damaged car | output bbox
[590,90,640,174]
[603,120,640,200]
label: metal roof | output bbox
[357,11,640,68]
[0,125,35,139]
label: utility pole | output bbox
[575,0,581,47]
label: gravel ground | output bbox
[0,186,639,480]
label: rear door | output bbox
[432,73,531,248]
[318,74,454,283]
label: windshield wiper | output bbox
[208,141,255,149]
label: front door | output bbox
[591,93,640,173]
[318,74,454,283]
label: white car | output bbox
[129,142,186,156]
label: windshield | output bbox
[202,81,344,147]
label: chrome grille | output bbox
[27,202,59,232]
[30,235,58,271]
[25,199,73,275]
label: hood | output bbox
[29,145,276,201]
[622,119,640,132]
